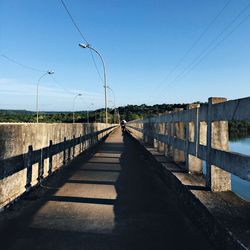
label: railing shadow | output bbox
[112,131,213,249]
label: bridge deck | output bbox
[0,129,213,250]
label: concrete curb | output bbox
[126,129,248,250]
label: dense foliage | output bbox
[0,104,249,136]
[0,109,104,123]
[229,120,250,135]
[118,103,186,121]
[0,104,186,123]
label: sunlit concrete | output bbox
[0,128,213,250]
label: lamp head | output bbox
[47,70,54,75]
[79,43,90,49]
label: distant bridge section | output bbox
[0,122,117,209]
[127,97,250,192]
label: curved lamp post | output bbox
[72,93,82,123]
[79,43,108,124]
[36,70,54,123]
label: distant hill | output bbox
[1,104,249,136]
[0,103,187,123]
[117,103,186,121]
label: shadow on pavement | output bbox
[112,131,214,250]
[0,129,214,250]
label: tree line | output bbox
[0,103,249,136]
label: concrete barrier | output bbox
[127,96,250,192]
[126,96,250,249]
[0,122,117,209]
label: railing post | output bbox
[185,104,203,174]
[144,118,154,146]
[143,119,149,144]
[68,138,71,162]
[173,108,185,163]
[48,140,53,175]
[206,97,231,191]
[25,145,33,191]
[157,117,165,153]
[79,134,82,153]
[37,149,44,182]
[153,118,158,149]
[169,112,174,158]
[164,112,171,157]
[63,137,66,165]
[72,135,75,158]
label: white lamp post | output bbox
[72,93,82,123]
[36,70,54,123]
[79,43,108,124]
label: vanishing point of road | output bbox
[0,128,214,250]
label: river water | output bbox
[229,135,250,201]
[202,135,250,201]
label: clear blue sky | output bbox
[0,0,250,111]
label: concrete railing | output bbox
[127,97,250,192]
[0,123,117,209]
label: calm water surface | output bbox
[229,135,250,201]
[202,135,250,201]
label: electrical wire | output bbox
[52,76,101,98]
[89,49,103,83]
[1,54,45,73]
[157,11,250,102]
[172,2,250,83]
[59,0,104,83]
[60,0,88,44]
[150,2,250,104]
[175,12,250,83]
[51,75,77,95]
[146,0,232,104]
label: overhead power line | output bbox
[51,75,77,95]
[59,0,103,83]
[89,49,104,82]
[1,54,45,73]
[172,2,250,82]
[60,0,88,43]
[151,1,250,104]
[158,12,250,102]
[175,12,250,83]
[52,75,103,99]
[146,0,232,104]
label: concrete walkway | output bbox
[0,129,214,250]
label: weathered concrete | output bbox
[206,97,231,191]
[127,128,250,250]
[0,123,116,209]
[0,128,213,250]
[157,122,165,153]
[173,108,185,163]
[186,104,203,174]
[126,96,250,189]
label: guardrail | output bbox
[0,123,117,209]
[127,97,250,192]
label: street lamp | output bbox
[36,70,54,123]
[79,43,108,124]
[72,93,82,123]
